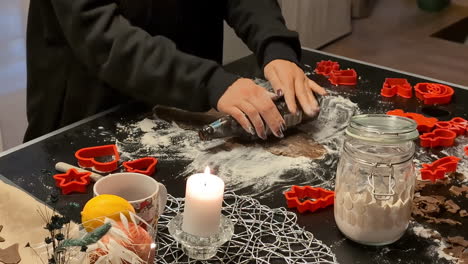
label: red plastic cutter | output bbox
[387,109,438,133]
[420,129,457,148]
[381,78,412,98]
[75,144,120,173]
[315,60,340,76]
[53,168,91,195]
[465,145,468,156]
[420,156,461,182]
[328,69,358,85]
[123,157,158,176]
[284,185,335,213]
[415,83,454,105]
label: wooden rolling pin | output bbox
[55,162,103,182]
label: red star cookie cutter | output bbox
[328,69,358,85]
[53,168,91,195]
[315,60,340,76]
[420,129,456,148]
[381,78,413,98]
[75,144,120,173]
[415,83,454,105]
[387,109,438,133]
[284,185,335,213]
[123,157,158,176]
[420,156,461,182]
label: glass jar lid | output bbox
[345,114,419,143]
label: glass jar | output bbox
[334,114,418,246]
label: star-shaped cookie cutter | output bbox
[420,156,461,182]
[284,185,335,213]
[53,168,91,195]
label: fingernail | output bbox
[280,123,286,131]
[277,89,283,97]
[260,131,267,140]
[248,126,255,135]
[274,129,284,138]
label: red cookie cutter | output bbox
[381,78,413,98]
[465,145,468,156]
[315,60,340,76]
[284,185,335,213]
[420,129,457,148]
[449,117,467,136]
[387,109,438,133]
[420,156,461,182]
[328,69,357,85]
[53,168,91,195]
[123,157,158,176]
[415,83,454,105]
[75,144,120,173]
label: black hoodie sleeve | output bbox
[49,0,239,111]
[224,0,302,70]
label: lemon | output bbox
[81,194,135,232]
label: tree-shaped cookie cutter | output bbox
[123,157,158,176]
[284,185,334,213]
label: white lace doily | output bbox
[156,193,338,263]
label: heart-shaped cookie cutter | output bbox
[420,156,461,182]
[284,185,335,213]
[75,144,120,173]
[420,129,456,148]
[123,157,158,176]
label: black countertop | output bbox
[1,49,467,263]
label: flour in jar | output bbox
[334,189,413,245]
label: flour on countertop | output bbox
[114,95,358,198]
[410,223,458,263]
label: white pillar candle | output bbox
[182,167,225,237]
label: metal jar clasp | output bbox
[367,163,396,201]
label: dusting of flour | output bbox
[115,95,359,198]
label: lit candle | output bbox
[182,167,225,237]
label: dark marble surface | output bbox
[1,49,467,263]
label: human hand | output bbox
[217,78,285,139]
[264,59,328,116]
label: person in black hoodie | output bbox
[25,0,326,141]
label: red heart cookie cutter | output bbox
[420,156,461,182]
[419,129,456,148]
[75,144,120,173]
[381,78,413,98]
[387,109,438,133]
[315,60,340,76]
[123,157,158,176]
[284,185,335,213]
[53,168,91,195]
[328,69,358,86]
[415,83,454,105]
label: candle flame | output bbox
[204,166,211,175]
